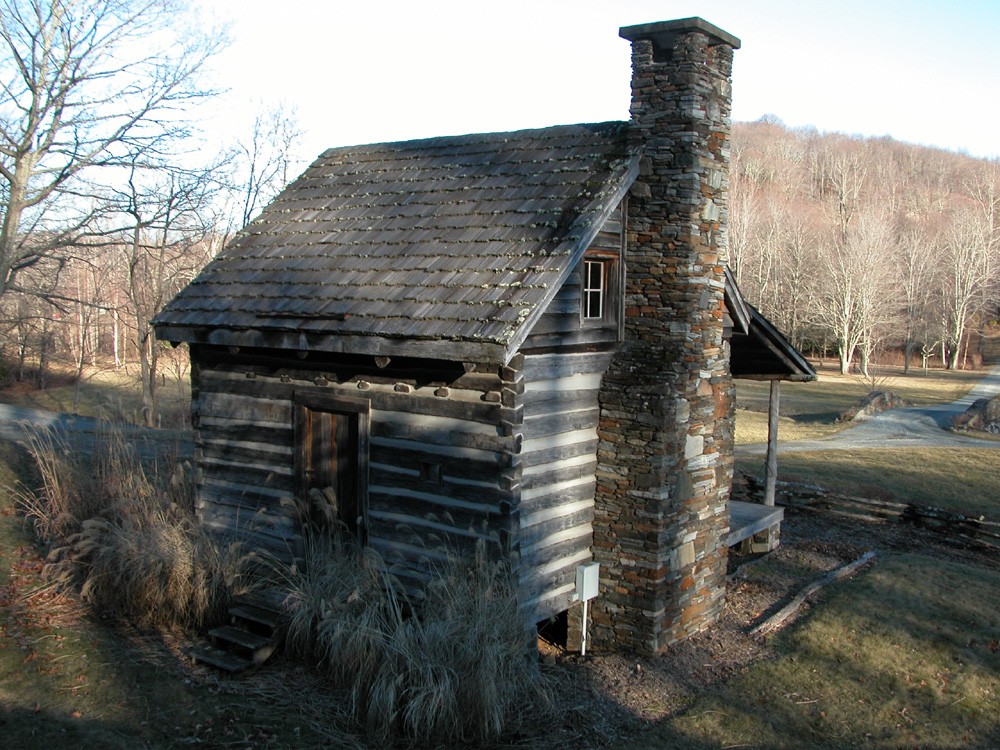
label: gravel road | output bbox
[738,365,1000,456]
[0,403,192,461]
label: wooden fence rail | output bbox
[756,479,1000,554]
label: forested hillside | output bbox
[730,119,999,374]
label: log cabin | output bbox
[154,17,814,654]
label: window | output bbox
[583,259,606,320]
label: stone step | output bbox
[190,643,253,673]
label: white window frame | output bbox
[583,259,606,321]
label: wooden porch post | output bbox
[764,379,780,507]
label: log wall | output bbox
[515,350,615,622]
[190,349,519,586]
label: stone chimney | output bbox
[591,18,741,654]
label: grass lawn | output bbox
[630,553,1000,749]
[737,447,1000,520]
[735,408,843,444]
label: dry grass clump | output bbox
[15,426,248,630]
[271,530,548,745]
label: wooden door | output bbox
[293,393,370,543]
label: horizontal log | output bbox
[523,407,599,439]
[194,347,469,383]
[519,521,593,560]
[521,455,597,492]
[521,474,596,506]
[367,515,497,556]
[200,475,293,503]
[521,327,619,350]
[519,505,594,555]
[198,417,293,444]
[200,437,293,466]
[368,464,514,513]
[370,411,506,452]
[521,437,599,468]
[202,518,302,559]
[197,391,293,424]
[518,545,593,602]
[521,583,577,625]
[520,495,594,534]
[522,350,616,380]
[198,370,505,424]
[199,501,298,533]
[522,388,601,413]
[369,442,499,481]
[200,460,295,494]
[371,435,502,464]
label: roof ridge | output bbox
[317,121,630,156]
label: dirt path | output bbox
[0,403,192,461]
[739,365,1000,455]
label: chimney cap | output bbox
[620,17,741,51]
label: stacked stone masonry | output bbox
[592,22,738,654]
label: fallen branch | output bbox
[751,550,878,637]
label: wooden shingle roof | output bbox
[154,123,639,363]
[730,304,817,382]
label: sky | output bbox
[194,0,1000,167]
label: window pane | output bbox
[584,260,604,319]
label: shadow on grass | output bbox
[628,554,1000,750]
[0,360,191,429]
[772,448,1000,519]
[0,705,149,749]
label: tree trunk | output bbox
[137,326,155,427]
[37,316,49,389]
[947,339,960,370]
[838,344,852,375]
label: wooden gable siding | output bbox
[190,348,519,585]
[515,350,613,622]
[520,201,625,351]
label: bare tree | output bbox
[0,0,224,298]
[896,223,937,373]
[936,203,994,369]
[233,102,303,229]
[114,159,220,426]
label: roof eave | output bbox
[153,325,509,364]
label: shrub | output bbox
[269,529,548,744]
[15,425,249,631]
